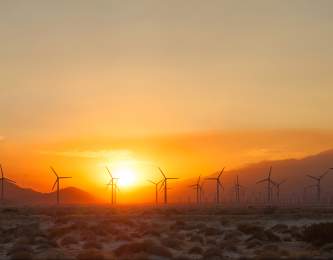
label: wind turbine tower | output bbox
[159,168,179,204]
[0,164,16,201]
[206,168,225,204]
[50,167,72,205]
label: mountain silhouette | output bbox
[171,149,333,203]
[0,181,100,205]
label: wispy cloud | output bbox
[40,149,133,160]
[245,148,307,161]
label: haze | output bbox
[1,0,333,202]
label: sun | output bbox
[113,164,137,188]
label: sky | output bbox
[1,1,333,201]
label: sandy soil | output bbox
[1,205,333,259]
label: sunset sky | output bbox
[1,1,333,202]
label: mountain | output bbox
[170,149,333,203]
[1,181,101,205]
[45,187,99,204]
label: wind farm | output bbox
[2,0,333,258]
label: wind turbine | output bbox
[50,167,72,205]
[256,166,275,204]
[106,166,119,205]
[306,168,333,203]
[234,175,244,203]
[273,179,287,202]
[159,168,179,204]
[205,168,225,204]
[199,180,205,203]
[189,175,201,204]
[148,179,162,205]
[114,183,120,204]
[0,164,16,201]
[304,184,316,203]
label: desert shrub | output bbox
[192,222,207,230]
[321,242,333,253]
[188,245,203,255]
[54,216,71,225]
[83,240,102,250]
[9,251,33,260]
[302,223,333,246]
[261,244,279,251]
[77,249,105,260]
[35,248,68,260]
[170,220,187,230]
[114,239,172,258]
[173,256,192,260]
[288,226,303,240]
[237,223,264,235]
[206,238,217,245]
[115,233,132,242]
[80,230,97,241]
[7,243,32,256]
[262,206,277,215]
[47,226,72,239]
[224,230,243,241]
[246,228,280,243]
[60,235,77,246]
[203,246,223,259]
[119,252,150,260]
[189,234,204,244]
[220,218,230,226]
[203,226,222,236]
[270,224,289,233]
[160,237,183,249]
[246,238,262,249]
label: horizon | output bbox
[1,1,333,204]
[3,143,333,204]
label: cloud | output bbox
[40,149,133,160]
[245,148,307,161]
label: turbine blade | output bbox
[205,178,217,180]
[270,180,277,186]
[166,177,179,180]
[59,177,72,179]
[105,167,112,178]
[159,180,165,191]
[51,180,58,191]
[268,166,272,178]
[197,175,201,185]
[256,178,268,184]
[50,167,58,177]
[307,174,319,180]
[147,180,156,185]
[158,167,166,179]
[320,169,330,178]
[279,179,287,185]
[218,167,225,178]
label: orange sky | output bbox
[2,129,333,203]
[1,1,333,203]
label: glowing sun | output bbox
[114,165,137,188]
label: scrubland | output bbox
[1,205,333,259]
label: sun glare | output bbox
[114,164,137,188]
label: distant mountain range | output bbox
[1,181,100,205]
[170,149,333,203]
[2,149,333,205]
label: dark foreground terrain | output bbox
[1,205,333,259]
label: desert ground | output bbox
[1,205,333,259]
